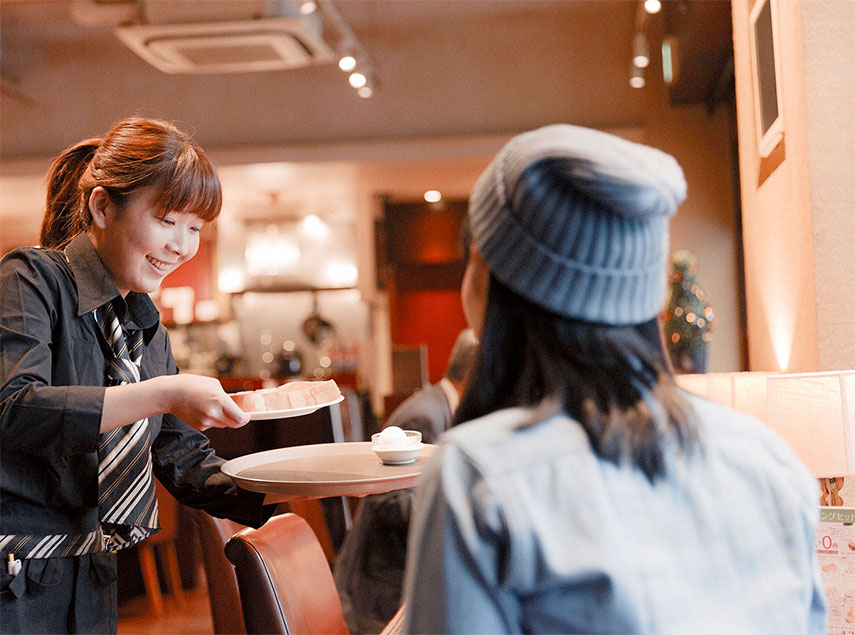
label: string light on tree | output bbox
[662,250,715,373]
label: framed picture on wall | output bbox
[749,0,785,159]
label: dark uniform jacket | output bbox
[0,233,268,553]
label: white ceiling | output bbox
[0,0,732,250]
[0,0,645,159]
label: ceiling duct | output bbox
[72,0,336,74]
[70,0,286,27]
[115,17,335,74]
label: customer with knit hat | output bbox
[401,125,825,634]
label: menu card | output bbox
[818,507,855,633]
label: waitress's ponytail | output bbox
[41,138,100,249]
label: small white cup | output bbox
[371,429,423,465]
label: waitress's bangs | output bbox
[155,144,222,221]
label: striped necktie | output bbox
[95,301,158,545]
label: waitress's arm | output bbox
[100,374,249,434]
[1,250,103,456]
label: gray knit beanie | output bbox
[468,124,686,325]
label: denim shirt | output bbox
[403,394,827,634]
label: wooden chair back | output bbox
[191,509,247,634]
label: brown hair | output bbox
[40,117,222,249]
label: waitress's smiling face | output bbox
[88,185,204,297]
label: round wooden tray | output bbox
[222,441,436,500]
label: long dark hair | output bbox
[41,117,222,249]
[455,275,697,481]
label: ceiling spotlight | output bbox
[424,190,442,203]
[356,73,376,98]
[337,36,360,72]
[324,3,379,97]
[338,54,357,72]
[632,32,650,69]
[348,71,367,89]
[644,0,662,14]
[630,63,646,88]
[299,0,317,15]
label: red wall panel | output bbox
[391,289,467,383]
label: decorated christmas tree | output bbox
[662,251,714,373]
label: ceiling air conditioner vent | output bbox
[115,17,335,74]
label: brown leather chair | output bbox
[225,512,350,634]
[190,509,248,635]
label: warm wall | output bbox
[732,0,815,372]
[731,0,855,372]
[648,106,743,373]
[633,11,743,373]
[800,1,855,371]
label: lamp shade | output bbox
[675,371,772,420]
[765,371,855,478]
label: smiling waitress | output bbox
[0,117,274,633]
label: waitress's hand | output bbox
[101,374,250,433]
[160,374,251,431]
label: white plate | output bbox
[247,395,344,421]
